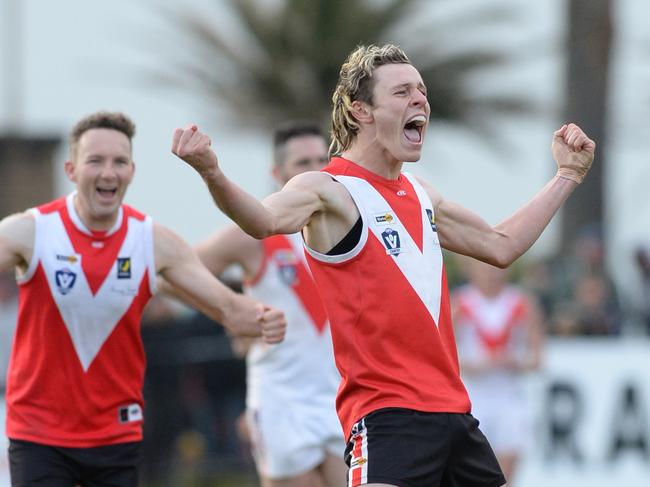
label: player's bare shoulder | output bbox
[0,211,35,233]
[413,174,444,207]
[0,211,36,270]
[283,170,337,193]
[285,170,356,216]
[151,221,191,274]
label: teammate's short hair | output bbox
[330,44,410,157]
[69,111,136,158]
[273,120,325,167]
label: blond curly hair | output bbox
[329,44,410,157]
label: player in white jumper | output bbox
[193,121,346,487]
[453,259,544,485]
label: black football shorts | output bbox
[8,439,141,487]
[344,408,506,487]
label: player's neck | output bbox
[73,195,119,232]
[342,139,402,180]
[475,283,504,299]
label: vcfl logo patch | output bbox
[273,250,299,286]
[381,228,402,256]
[55,268,77,295]
[278,263,298,286]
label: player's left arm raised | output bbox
[421,123,595,267]
[153,223,286,343]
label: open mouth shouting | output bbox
[96,186,118,203]
[403,115,427,145]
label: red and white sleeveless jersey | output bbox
[454,284,530,366]
[243,233,340,411]
[6,194,156,447]
[305,157,470,438]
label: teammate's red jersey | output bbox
[6,194,155,447]
[305,158,470,438]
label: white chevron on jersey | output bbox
[309,173,443,327]
[22,195,155,372]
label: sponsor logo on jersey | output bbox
[54,268,77,295]
[118,403,143,423]
[396,189,407,196]
[381,228,402,256]
[56,254,78,264]
[426,209,437,233]
[117,257,131,279]
[373,212,395,225]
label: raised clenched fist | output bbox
[551,123,595,184]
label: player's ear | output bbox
[271,163,290,189]
[64,159,77,183]
[351,100,373,124]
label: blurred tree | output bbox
[561,0,611,249]
[143,0,531,139]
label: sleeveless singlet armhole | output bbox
[16,209,40,285]
[326,216,363,256]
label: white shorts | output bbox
[469,386,528,455]
[246,401,344,479]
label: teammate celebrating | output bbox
[172,44,594,487]
[193,121,346,487]
[0,112,286,487]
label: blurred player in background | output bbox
[0,272,18,486]
[172,43,594,487]
[453,259,544,485]
[193,121,346,487]
[0,111,285,487]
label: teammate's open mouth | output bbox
[97,188,117,197]
[404,115,426,144]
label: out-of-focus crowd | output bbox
[518,226,648,337]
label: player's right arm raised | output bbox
[172,124,326,239]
